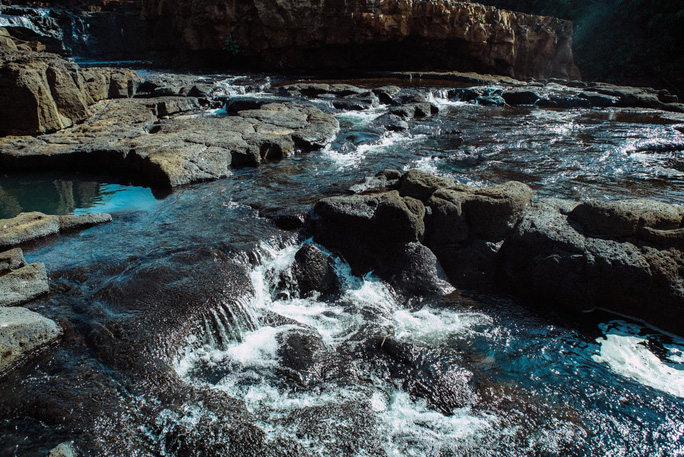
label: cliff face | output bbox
[140,0,580,80]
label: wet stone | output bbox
[0,306,61,373]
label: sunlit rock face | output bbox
[140,0,580,80]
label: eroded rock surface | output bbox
[0,306,61,373]
[0,50,140,136]
[310,170,684,334]
[499,199,684,333]
[0,247,49,306]
[140,0,580,80]
[0,94,339,188]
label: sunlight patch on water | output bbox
[593,321,684,398]
[71,184,158,215]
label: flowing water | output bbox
[1,75,684,456]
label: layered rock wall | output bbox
[139,0,580,79]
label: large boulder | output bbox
[0,50,91,136]
[291,244,339,298]
[569,199,682,238]
[423,181,532,283]
[498,199,684,334]
[0,306,61,373]
[311,190,439,294]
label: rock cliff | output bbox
[140,0,580,79]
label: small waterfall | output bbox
[0,5,89,55]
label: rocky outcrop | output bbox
[0,49,140,136]
[310,188,452,296]
[139,0,580,80]
[0,50,91,135]
[499,199,684,334]
[309,170,684,335]
[0,211,112,249]
[0,247,49,306]
[0,306,61,373]
[0,95,339,187]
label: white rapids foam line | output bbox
[393,308,491,345]
[372,389,496,456]
[592,321,684,398]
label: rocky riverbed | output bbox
[1,38,684,456]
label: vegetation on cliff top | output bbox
[478,0,684,96]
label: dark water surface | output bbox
[1,77,683,456]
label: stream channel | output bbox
[1,74,683,456]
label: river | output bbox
[1,74,683,456]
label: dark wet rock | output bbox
[372,85,401,104]
[427,181,532,246]
[435,238,503,285]
[459,181,534,241]
[569,199,681,238]
[389,242,453,296]
[259,207,307,231]
[389,102,438,120]
[332,93,379,111]
[370,337,477,414]
[311,191,427,279]
[225,96,285,113]
[476,95,506,106]
[498,199,684,334]
[398,169,460,202]
[277,327,330,385]
[502,90,541,106]
[536,93,592,108]
[291,244,339,297]
[373,113,409,132]
[579,91,618,107]
[373,191,426,244]
[378,169,402,180]
[0,306,61,373]
[424,181,532,283]
[658,89,679,104]
[639,227,684,250]
[587,83,684,113]
[0,211,111,249]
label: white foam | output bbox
[224,326,281,366]
[375,389,495,456]
[393,308,491,345]
[593,321,684,398]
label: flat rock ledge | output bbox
[0,97,340,188]
[309,169,684,335]
[0,212,112,249]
